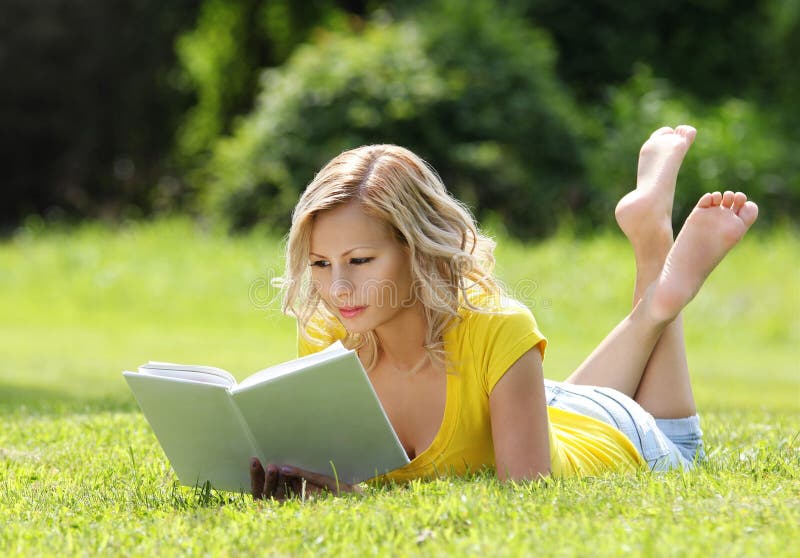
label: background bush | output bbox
[584,67,799,227]
[204,2,587,237]
[3,0,798,235]
[174,0,360,170]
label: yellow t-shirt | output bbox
[298,294,644,481]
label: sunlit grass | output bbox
[1,220,798,556]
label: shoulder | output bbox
[445,289,547,391]
[455,290,543,345]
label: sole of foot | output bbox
[615,125,697,258]
[648,190,759,324]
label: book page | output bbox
[139,362,236,387]
[123,372,256,493]
[232,349,410,484]
[235,341,347,391]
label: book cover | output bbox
[123,345,410,492]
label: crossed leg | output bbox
[565,126,759,420]
[565,126,695,408]
[617,125,695,418]
[616,125,696,308]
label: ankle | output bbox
[637,283,679,329]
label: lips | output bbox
[338,306,366,318]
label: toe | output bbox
[674,125,697,145]
[722,191,735,208]
[732,192,747,213]
[738,201,759,228]
[650,127,675,138]
[697,192,714,208]
[710,191,723,206]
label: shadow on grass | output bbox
[0,382,138,415]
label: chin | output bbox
[340,320,374,335]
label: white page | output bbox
[139,362,236,386]
[235,341,348,390]
[232,349,410,484]
[123,372,256,493]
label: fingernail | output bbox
[250,457,259,469]
[280,466,294,474]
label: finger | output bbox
[291,477,304,499]
[279,472,302,500]
[250,457,265,500]
[265,464,279,499]
[274,472,288,501]
[303,482,326,498]
[279,466,348,494]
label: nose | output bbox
[330,267,354,305]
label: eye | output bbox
[350,257,373,265]
[309,260,330,268]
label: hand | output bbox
[249,457,362,501]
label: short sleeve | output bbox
[468,298,547,395]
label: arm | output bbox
[489,346,551,481]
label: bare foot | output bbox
[615,125,697,262]
[648,190,759,323]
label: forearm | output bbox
[490,348,551,482]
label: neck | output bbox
[373,302,429,372]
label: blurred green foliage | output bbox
[174,0,356,168]
[198,0,799,234]
[204,2,586,235]
[585,66,799,226]
[510,0,784,102]
[3,0,798,235]
[205,20,447,229]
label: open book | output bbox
[123,342,410,493]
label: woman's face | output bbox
[309,199,416,334]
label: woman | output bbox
[249,126,759,500]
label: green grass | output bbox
[1,219,798,557]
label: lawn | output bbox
[1,219,798,557]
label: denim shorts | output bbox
[544,379,705,471]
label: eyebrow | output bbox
[309,246,375,258]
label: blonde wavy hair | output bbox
[277,144,503,370]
